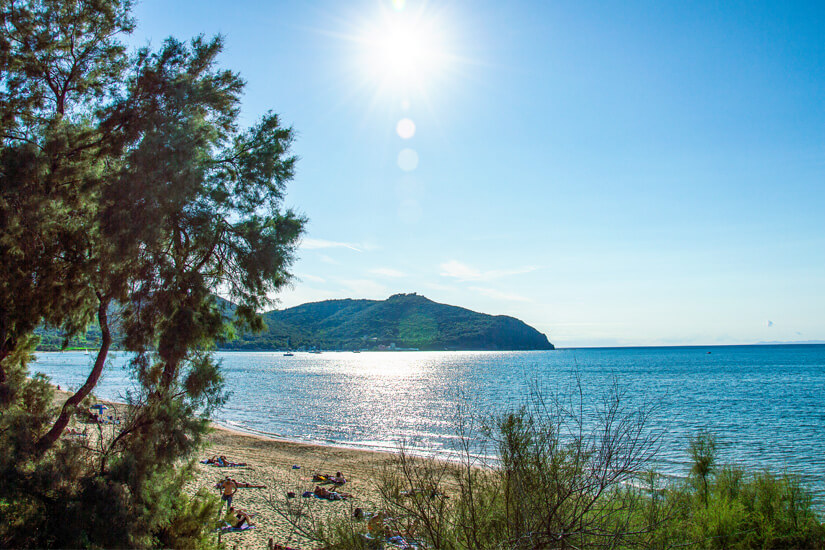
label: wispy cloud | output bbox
[440,260,536,281]
[319,255,339,265]
[470,286,530,302]
[369,267,406,278]
[301,238,362,252]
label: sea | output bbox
[29,345,825,504]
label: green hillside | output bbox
[35,293,554,351]
[221,293,554,351]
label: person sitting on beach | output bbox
[218,476,238,511]
[223,507,254,529]
[206,455,238,467]
[368,511,392,537]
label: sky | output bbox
[129,0,825,347]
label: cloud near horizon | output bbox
[440,260,536,281]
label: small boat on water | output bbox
[283,352,294,357]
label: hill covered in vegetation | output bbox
[36,293,554,351]
[222,293,554,351]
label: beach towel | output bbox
[314,493,347,501]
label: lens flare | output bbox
[396,118,416,139]
[397,148,419,171]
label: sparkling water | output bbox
[30,345,825,503]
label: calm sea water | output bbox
[29,345,825,502]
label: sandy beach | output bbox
[52,388,400,549]
[193,424,399,549]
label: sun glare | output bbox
[360,10,451,95]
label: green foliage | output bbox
[0,0,304,546]
[658,462,825,549]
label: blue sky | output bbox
[131,1,825,347]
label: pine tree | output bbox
[0,0,304,546]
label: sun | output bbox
[358,7,452,97]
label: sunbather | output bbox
[203,455,247,467]
[313,471,347,485]
[223,507,254,529]
[313,485,351,500]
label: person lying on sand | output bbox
[313,485,352,500]
[312,471,347,485]
[214,477,266,489]
[203,455,247,467]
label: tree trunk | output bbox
[0,327,14,405]
[35,296,112,455]
[0,350,8,406]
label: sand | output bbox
[194,425,398,549]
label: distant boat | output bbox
[283,352,294,357]
[352,350,361,353]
